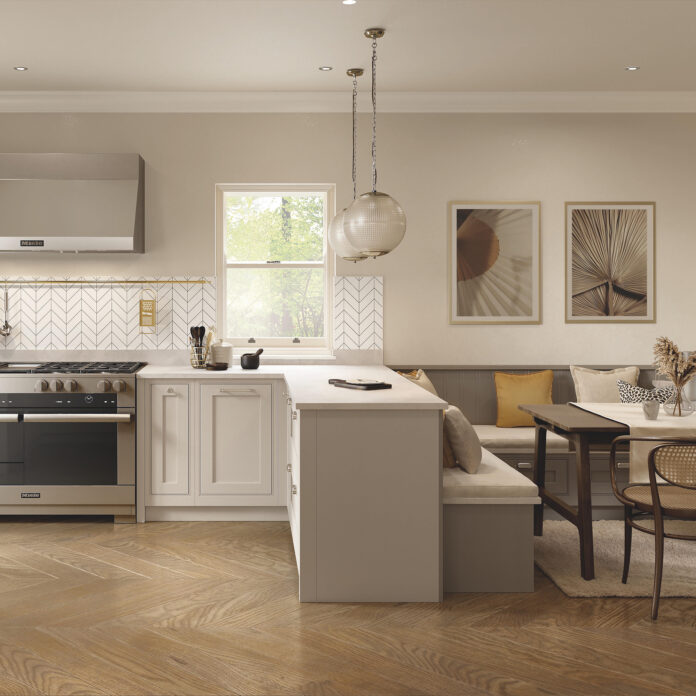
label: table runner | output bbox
[572,402,696,483]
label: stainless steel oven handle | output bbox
[0,414,19,422]
[23,413,133,423]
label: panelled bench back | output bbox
[391,365,654,517]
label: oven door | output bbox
[0,405,134,497]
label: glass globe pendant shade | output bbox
[328,208,366,262]
[344,191,407,257]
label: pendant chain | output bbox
[352,73,358,200]
[371,38,378,194]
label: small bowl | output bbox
[205,363,228,371]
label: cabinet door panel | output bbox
[200,384,272,496]
[150,384,190,495]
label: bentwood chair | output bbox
[609,436,696,619]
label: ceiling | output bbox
[0,0,694,94]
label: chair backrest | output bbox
[652,443,696,489]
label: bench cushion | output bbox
[443,448,539,501]
[473,424,570,452]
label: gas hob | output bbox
[0,362,145,402]
[0,361,146,374]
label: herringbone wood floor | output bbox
[0,518,695,696]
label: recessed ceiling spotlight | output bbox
[625,65,640,71]
[13,66,28,71]
[319,66,333,71]
[342,0,357,4]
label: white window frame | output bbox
[215,183,335,354]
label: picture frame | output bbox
[448,202,541,325]
[565,202,656,323]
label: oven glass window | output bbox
[0,421,118,486]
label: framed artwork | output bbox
[566,203,655,323]
[448,202,540,324]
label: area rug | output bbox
[534,520,696,597]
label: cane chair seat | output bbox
[622,484,696,515]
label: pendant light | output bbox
[328,68,367,263]
[344,28,406,257]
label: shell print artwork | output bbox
[451,205,539,323]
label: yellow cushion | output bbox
[495,370,553,427]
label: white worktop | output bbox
[137,364,446,411]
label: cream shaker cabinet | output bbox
[199,383,273,501]
[148,383,193,500]
[141,379,279,517]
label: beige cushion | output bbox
[399,369,457,468]
[443,448,539,501]
[444,405,482,474]
[399,369,438,396]
[442,415,458,469]
[570,365,639,403]
[473,425,571,452]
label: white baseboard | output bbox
[144,506,289,522]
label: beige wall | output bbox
[1,112,694,365]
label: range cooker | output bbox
[0,362,145,520]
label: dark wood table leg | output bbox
[573,433,595,580]
[533,424,547,536]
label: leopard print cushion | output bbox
[617,379,675,404]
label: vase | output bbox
[662,386,696,417]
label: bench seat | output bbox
[443,448,539,593]
[473,424,571,452]
[443,448,540,502]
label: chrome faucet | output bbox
[0,288,12,337]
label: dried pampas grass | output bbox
[653,337,696,388]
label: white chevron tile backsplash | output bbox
[0,278,216,351]
[0,275,383,353]
[333,276,384,351]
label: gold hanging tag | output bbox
[139,288,157,334]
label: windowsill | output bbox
[232,354,337,365]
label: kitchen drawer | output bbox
[289,444,300,500]
[288,401,300,457]
[288,470,300,566]
[497,452,569,496]
[288,436,300,477]
[286,421,301,567]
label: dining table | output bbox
[518,403,630,581]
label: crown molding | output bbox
[1,90,696,113]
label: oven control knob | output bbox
[49,379,63,392]
[112,380,127,393]
[64,379,78,392]
[97,379,112,393]
[34,379,48,392]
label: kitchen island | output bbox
[137,364,445,602]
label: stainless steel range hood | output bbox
[0,153,144,253]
